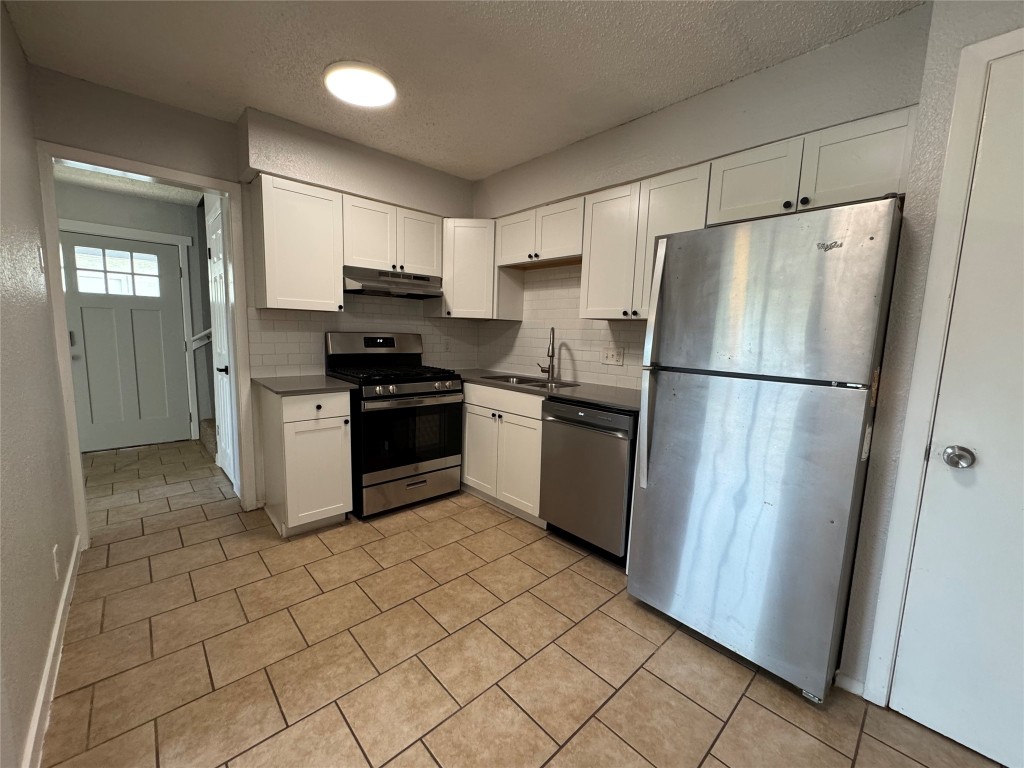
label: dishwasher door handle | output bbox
[542,415,631,441]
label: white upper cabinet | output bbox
[534,197,584,262]
[438,218,495,319]
[580,183,642,320]
[495,197,584,266]
[798,106,917,211]
[495,209,537,266]
[707,138,805,225]
[397,208,443,277]
[253,174,344,312]
[632,164,710,318]
[342,195,398,271]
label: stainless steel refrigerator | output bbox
[628,198,901,702]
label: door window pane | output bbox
[76,269,106,294]
[107,273,133,295]
[105,250,132,273]
[74,246,103,270]
[134,275,160,297]
[132,253,159,275]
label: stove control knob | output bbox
[445,380,453,390]
[388,385,398,395]
[374,385,384,396]
[434,381,443,391]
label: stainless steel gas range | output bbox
[325,332,463,516]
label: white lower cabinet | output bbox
[259,388,353,533]
[461,385,542,517]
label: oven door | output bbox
[359,392,463,486]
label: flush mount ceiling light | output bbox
[323,61,396,107]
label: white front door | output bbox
[206,202,235,482]
[62,231,191,451]
[891,50,1023,768]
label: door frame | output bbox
[864,27,1024,705]
[58,219,198,442]
[35,142,257,549]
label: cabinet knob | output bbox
[399,265,405,270]
[631,310,639,317]
[315,404,322,411]
[446,311,452,316]
[782,200,793,210]
[622,310,629,317]
[497,414,503,420]
[527,254,534,260]
[534,253,540,259]
[491,412,496,418]
[344,418,350,425]
[338,304,344,311]
[800,196,810,206]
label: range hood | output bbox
[343,266,442,299]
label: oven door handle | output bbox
[361,393,464,411]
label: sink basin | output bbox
[481,374,547,385]
[522,381,581,390]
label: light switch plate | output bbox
[601,346,624,366]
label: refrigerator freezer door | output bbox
[628,371,870,699]
[649,198,900,384]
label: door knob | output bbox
[942,445,976,469]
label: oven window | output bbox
[360,401,462,475]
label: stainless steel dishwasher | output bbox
[539,398,638,556]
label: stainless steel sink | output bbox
[522,381,581,390]
[481,374,547,385]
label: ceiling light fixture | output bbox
[323,61,396,107]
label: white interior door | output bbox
[207,203,235,481]
[891,50,1023,768]
[62,231,190,451]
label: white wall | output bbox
[241,109,474,217]
[473,4,931,218]
[479,265,645,388]
[29,66,238,182]
[840,0,1024,692]
[55,181,199,242]
[0,9,79,767]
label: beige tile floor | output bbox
[42,440,1000,768]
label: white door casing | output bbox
[207,200,235,482]
[889,49,1023,768]
[62,231,191,451]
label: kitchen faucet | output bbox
[537,326,556,382]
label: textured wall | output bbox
[29,66,238,181]
[55,181,199,244]
[473,4,931,218]
[241,109,474,217]
[840,0,1024,690]
[0,9,79,766]
[478,265,645,388]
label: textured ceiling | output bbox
[9,1,920,180]
[54,164,203,206]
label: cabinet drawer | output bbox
[464,383,543,419]
[282,392,350,423]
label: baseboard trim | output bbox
[22,535,80,768]
[835,672,865,698]
[459,484,547,529]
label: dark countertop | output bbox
[252,376,357,396]
[458,369,641,412]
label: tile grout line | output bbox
[336,703,375,768]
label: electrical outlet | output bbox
[601,346,624,366]
[52,544,60,581]
[442,336,452,353]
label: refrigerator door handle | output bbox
[637,368,655,489]
[642,237,669,368]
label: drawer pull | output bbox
[406,479,428,489]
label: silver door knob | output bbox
[942,445,976,469]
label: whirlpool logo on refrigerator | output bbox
[816,240,844,253]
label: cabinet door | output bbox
[283,416,352,527]
[496,412,542,517]
[707,138,803,225]
[495,209,537,266]
[798,107,917,210]
[462,404,498,495]
[442,219,494,319]
[343,195,398,271]
[534,197,584,261]
[260,175,344,312]
[633,164,710,318]
[397,208,443,277]
[580,183,641,320]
